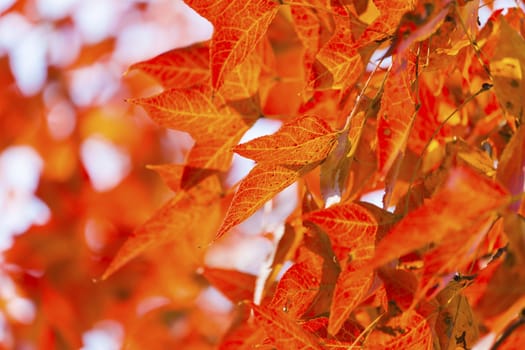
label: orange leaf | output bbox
[315,6,363,89]
[218,52,262,100]
[217,115,338,238]
[186,0,279,88]
[219,320,271,350]
[435,280,479,350]
[252,303,323,350]
[475,214,525,332]
[304,203,378,334]
[269,259,323,318]
[129,43,210,89]
[131,85,241,140]
[290,0,331,51]
[379,267,419,311]
[289,0,332,80]
[216,163,310,239]
[302,317,362,348]
[132,85,257,170]
[329,266,374,335]
[146,163,185,192]
[372,166,508,268]
[418,217,494,301]
[234,115,338,165]
[497,126,525,212]
[304,202,377,256]
[490,18,525,118]
[385,0,452,56]
[359,0,415,45]
[366,310,433,350]
[203,267,256,302]
[102,175,222,279]
[377,51,417,176]
[320,130,352,204]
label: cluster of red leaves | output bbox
[4,0,525,349]
[100,0,525,348]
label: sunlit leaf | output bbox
[304,202,377,334]
[216,163,309,238]
[377,50,417,176]
[132,85,258,171]
[497,126,525,212]
[269,261,322,318]
[366,310,433,350]
[490,18,525,119]
[185,0,279,88]
[252,303,323,350]
[234,115,338,165]
[129,43,210,88]
[315,6,364,89]
[304,202,377,256]
[203,267,256,302]
[330,266,374,335]
[475,213,525,332]
[372,166,508,268]
[102,175,222,279]
[435,279,479,350]
[359,0,415,45]
[217,114,339,238]
[219,319,271,350]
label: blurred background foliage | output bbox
[0,1,238,349]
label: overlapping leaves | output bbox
[102,0,525,348]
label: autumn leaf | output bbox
[304,203,378,334]
[252,303,323,350]
[185,0,279,88]
[497,126,525,212]
[330,266,374,335]
[216,163,309,239]
[365,310,433,350]
[302,316,362,349]
[379,267,420,312]
[234,115,339,165]
[359,0,415,45]
[490,18,525,119]
[320,130,353,205]
[269,261,322,318]
[102,174,222,279]
[289,0,332,84]
[417,216,495,301]
[385,0,453,56]
[217,115,338,238]
[131,85,258,171]
[203,267,256,302]
[131,86,239,140]
[10,0,525,348]
[435,279,479,350]
[304,202,377,256]
[474,213,525,332]
[129,43,210,89]
[377,50,417,177]
[372,166,508,268]
[220,319,271,350]
[314,6,364,89]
